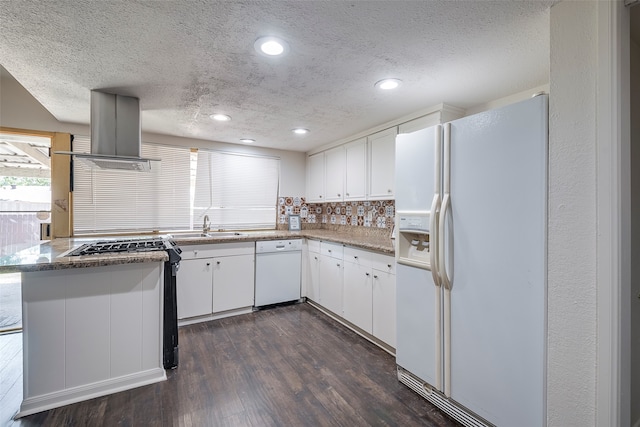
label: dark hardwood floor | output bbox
[1,303,460,426]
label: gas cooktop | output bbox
[67,237,176,256]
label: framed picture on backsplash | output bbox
[289,214,301,231]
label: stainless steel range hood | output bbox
[55,91,159,171]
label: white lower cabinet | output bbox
[319,252,344,315]
[343,260,373,333]
[177,242,254,322]
[177,259,213,318]
[372,267,396,348]
[303,240,321,302]
[212,254,254,313]
[304,239,396,349]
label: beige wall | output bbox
[0,68,306,197]
[548,1,598,425]
[630,20,640,427]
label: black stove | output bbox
[67,236,182,370]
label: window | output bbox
[194,150,279,230]
[72,136,192,233]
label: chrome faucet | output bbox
[202,215,210,234]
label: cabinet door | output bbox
[212,254,255,313]
[307,153,325,202]
[343,261,373,333]
[372,269,396,347]
[368,127,397,199]
[345,138,367,200]
[324,146,345,202]
[305,251,321,302]
[319,254,343,315]
[177,258,213,319]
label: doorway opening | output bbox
[0,132,52,333]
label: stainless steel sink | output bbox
[172,231,246,238]
[173,232,209,238]
[208,231,246,237]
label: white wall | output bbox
[630,27,640,427]
[548,2,598,425]
[0,69,306,197]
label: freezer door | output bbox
[395,126,440,212]
[443,95,547,426]
[395,264,441,390]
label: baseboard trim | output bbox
[178,306,254,326]
[16,368,166,419]
[305,300,395,356]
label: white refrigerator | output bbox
[395,95,547,427]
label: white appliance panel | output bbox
[444,96,547,426]
[395,126,439,212]
[255,240,302,307]
[395,264,440,387]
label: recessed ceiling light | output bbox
[240,138,255,143]
[254,36,289,56]
[292,128,309,135]
[374,78,402,90]
[210,114,231,122]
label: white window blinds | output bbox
[72,136,192,233]
[194,150,279,230]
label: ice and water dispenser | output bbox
[395,211,431,269]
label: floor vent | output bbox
[397,368,493,427]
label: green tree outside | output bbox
[0,177,50,187]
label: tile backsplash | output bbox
[277,196,395,231]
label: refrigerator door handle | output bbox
[429,193,441,287]
[438,193,452,290]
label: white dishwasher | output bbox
[254,239,303,307]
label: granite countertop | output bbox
[0,238,169,273]
[172,229,395,255]
[299,229,395,255]
[0,228,395,273]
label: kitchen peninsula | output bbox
[1,239,169,418]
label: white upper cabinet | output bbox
[307,153,325,203]
[367,127,397,200]
[324,146,345,202]
[306,104,464,203]
[344,138,367,200]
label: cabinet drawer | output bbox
[321,242,343,260]
[370,252,395,274]
[343,246,374,268]
[179,242,254,260]
[307,239,321,254]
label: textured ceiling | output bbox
[0,1,555,152]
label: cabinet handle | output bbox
[365,272,370,276]
[387,264,392,268]
[206,262,210,266]
[337,193,341,197]
[374,275,378,279]
[346,193,349,196]
[217,261,221,265]
[353,256,358,259]
[194,250,198,256]
[387,189,392,193]
[314,256,318,260]
[319,195,323,198]
[337,263,341,267]
[328,249,332,253]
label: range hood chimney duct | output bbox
[55,90,159,171]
